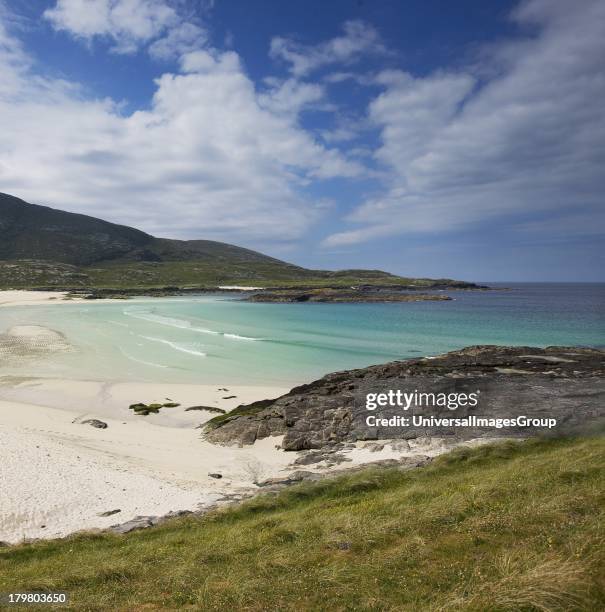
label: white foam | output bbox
[141,335,207,357]
[195,327,221,336]
[123,309,264,341]
[124,311,219,335]
[118,347,170,369]
[222,333,259,341]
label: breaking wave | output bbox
[222,333,259,341]
[124,311,219,335]
[141,335,207,357]
[124,310,262,341]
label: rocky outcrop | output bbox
[246,288,452,303]
[205,346,605,450]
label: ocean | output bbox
[1,283,603,386]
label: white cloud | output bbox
[258,77,325,118]
[5,0,602,259]
[148,21,206,60]
[270,20,385,77]
[323,0,605,248]
[0,22,360,243]
[0,19,27,96]
[44,0,201,57]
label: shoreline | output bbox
[0,296,302,543]
[0,290,84,307]
[1,290,602,545]
[0,376,470,544]
[0,311,457,545]
[0,290,159,308]
[0,283,494,309]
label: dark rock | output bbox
[166,510,194,522]
[82,419,108,429]
[293,451,328,465]
[246,288,452,303]
[185,405,226,413]
[256,471,315,487]
[98,509,121,517]
[101,509,200,536]
[294,450,351,465]
[128,401,180,415]
[110,515,156,534]
[205,346,605,450]
[208,473,223,479]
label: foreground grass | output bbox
[1,436,604,611]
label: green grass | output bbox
[2,436,603,611]
[203,398,276,430]
[0,259,474,291]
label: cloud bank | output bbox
[0,6,360,242]
[0,0,602,257]
[323,0,605,247]
[43,0,206,57]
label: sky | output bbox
[0,0,603,282]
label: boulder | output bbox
[82,419,108,429]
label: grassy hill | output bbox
[1,435,603,610]
[0,193,477,290]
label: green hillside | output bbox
[2,435,603,610]
[0,193,478,290]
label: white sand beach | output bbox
[0,375,472,544]
[0,290,469,544]
[0,290,160,308]
[0,375,298,542]
[0,290,85,307]
[0,390,292,544]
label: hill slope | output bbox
[0,192,300,268]
[0,193,479,290]
[1,436,603,610]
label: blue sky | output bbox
[0,0,603,281]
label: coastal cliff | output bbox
[205,345,605,449]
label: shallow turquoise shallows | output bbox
[1,283,603,386]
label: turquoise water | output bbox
[1,283,603,386]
